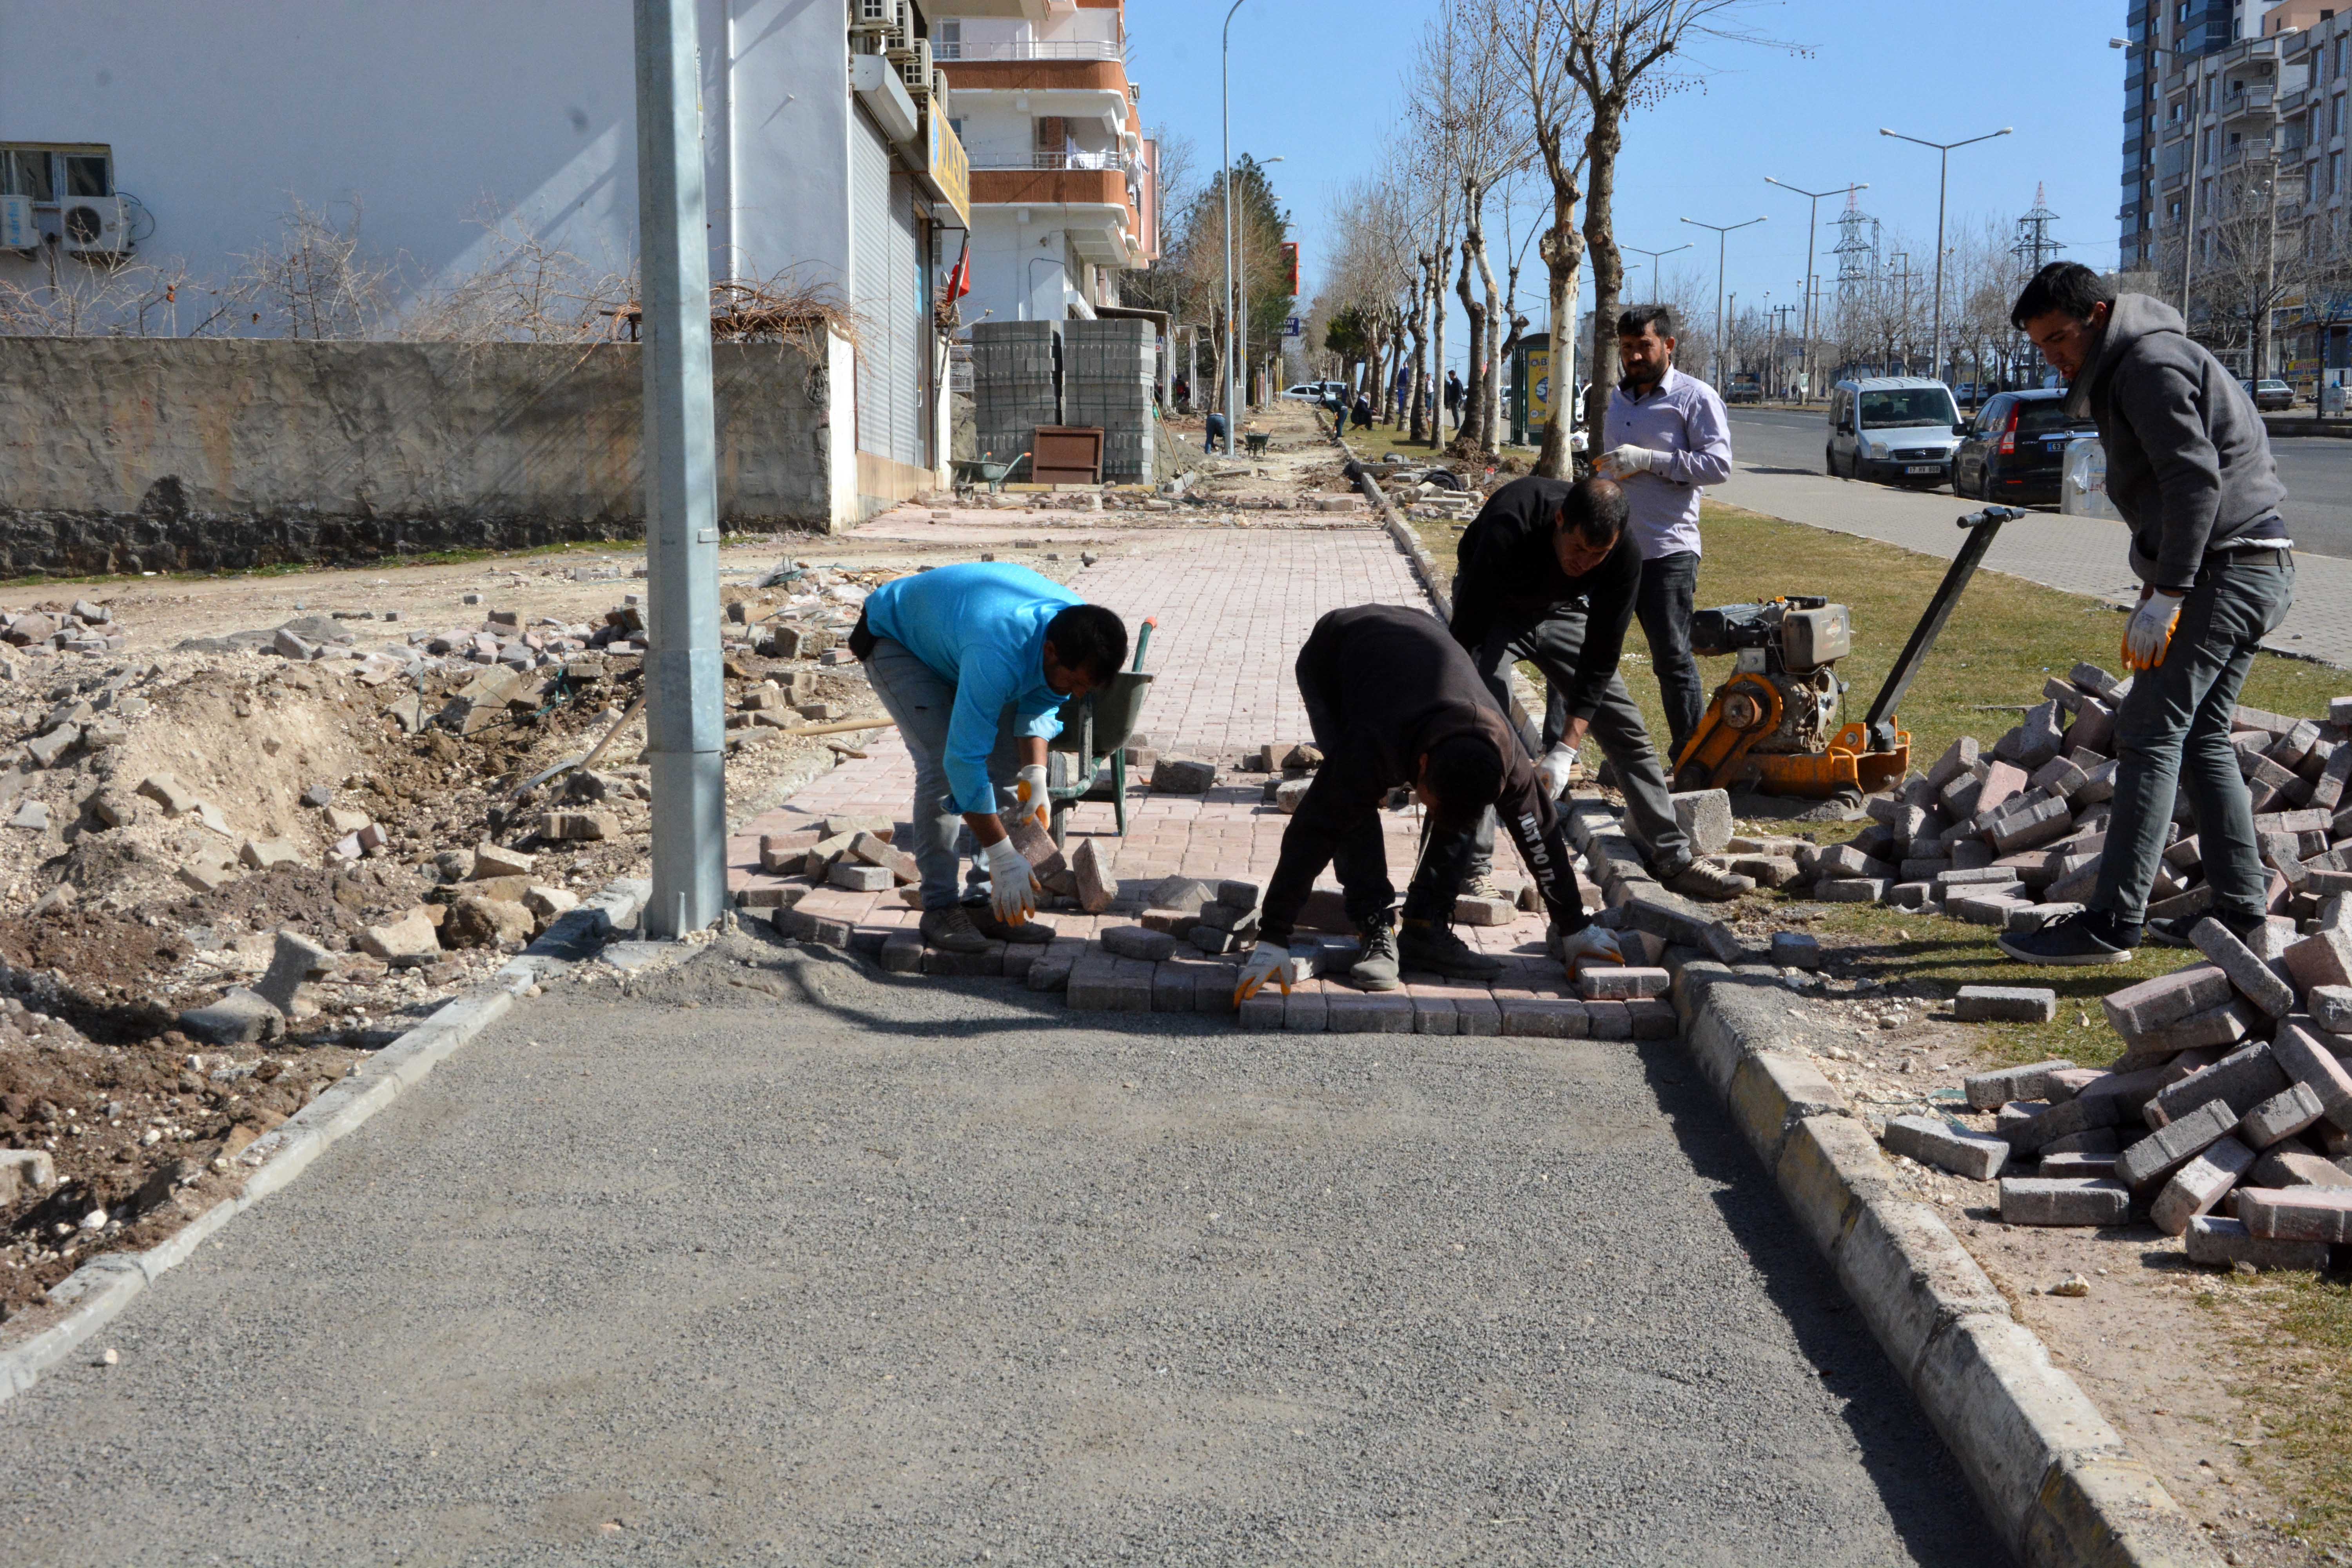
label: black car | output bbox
[1953,389,2096,506]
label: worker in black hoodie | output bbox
[2001,262,2293,967]
[1234,604,1623,1004]
[1445,473,1751,904]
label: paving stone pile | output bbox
[1797,668,2352,936]
[1883,927,2352,1270]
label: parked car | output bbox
[2237,377,2295,412]
[1824,377,1962,488]
[1280,380,1350,403]
[1953,388,2098,506]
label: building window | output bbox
[0,145,113,204]
[934,19,960,59]
[2334,150,2345,194]
[2335,93,2346,136]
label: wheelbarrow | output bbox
[953,451,1027,494]
[1045,618,1156,847]
[1244,431,1272,457]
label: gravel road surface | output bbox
[2,931,1998,1566]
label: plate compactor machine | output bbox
[1670,506,2024,803]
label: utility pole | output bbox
[1764,178,1865,421]
[633,0,726,938]
[1679,214,1765,388]
[1880,124,2012,385]
[1220,0,1251,456]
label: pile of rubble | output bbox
[1791,665,2352,933]
[1885,916,2352,1269]
[0,600,127,667]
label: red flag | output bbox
[947,237,972,300]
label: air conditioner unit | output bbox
[898,40,934,96]
[58,194,131,258]
[885,2,917,58]
[849,0,894,31]
[931,66,950,107]
[0,194,36,250]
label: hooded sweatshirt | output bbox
[2065,293,2287,590]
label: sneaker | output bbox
[1996,908,2141,966]
[1661,858,1755,902]
[1398,919,1503,980]
[919,904,992,954]
[1459,871,1510,902]
[960,898,1054,944]
[2145,907,2264,949]
[1350,913,1403,992]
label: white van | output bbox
[1825,377,1963,488]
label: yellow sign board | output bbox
[1526,347,1552,426]
[927,111,971,228]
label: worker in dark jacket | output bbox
[2001,263,2294,966]
[1235,604,1622,1004]
[1445,474,1750,903]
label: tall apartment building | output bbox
[0,1,978,520]
[928,0,1161,330]
[2119,0,2352,385]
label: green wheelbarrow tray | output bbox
[953,452,1027,493]
[1044,670,1154,846]
[1244,431,1271,457]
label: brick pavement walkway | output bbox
[1713,468,2352,669]
[724,515,1668,1038]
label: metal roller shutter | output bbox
[887,176,922,468]
[851,114,891,458]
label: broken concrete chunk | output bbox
[179,987,283,1047]
[539,811,619,842]
[441,893,533,948]
[359,908,441,964]
[7,800,47,831]
[238,838,299,871]
[252,929,336,1015]
[472,842,537,878]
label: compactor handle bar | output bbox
[1862,506,2028,755]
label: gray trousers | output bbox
[1465,605,1691,877]
[2093,549,2295,927]
[860,636,1024,911]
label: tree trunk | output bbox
[1429,244,1451,451]
[1536,218,1584,478]
[1408,253,1433,443]
[1477,240,1507,458]
[1581,103,1627,448]
[1456,221,1488,452]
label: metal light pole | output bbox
[1679,215,1766,387]
[633,0,726,937]
[1220,0,1251,456]
[2112,37,2194,323]
[1624,242,1692,309]
[1764,177,1866,414]
[1880,125,2011,385]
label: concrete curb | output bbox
[0,878,650,1407]
[1667,955,2222,1568]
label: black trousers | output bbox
[1298,662,1406,930]
[1637,551,1704,764]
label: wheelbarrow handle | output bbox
[1132,617,1156,672]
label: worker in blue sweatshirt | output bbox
[851,563,1129,953]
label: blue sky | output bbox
[1129,0,2127,368]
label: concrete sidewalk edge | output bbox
[0,877,652,1408]
[1667,955,2223,1568]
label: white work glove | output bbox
[1600,443,1660,478]
[1552,924,1624,977]
[1536,742,1580,800]
[2123,586,2184,673]
[982,835,1039,926]
[1232,940,1300,1005]
[1014,762,1051,829]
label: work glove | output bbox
[1536,742,1580,800]
[1551,923,1624,978]
[1599,443,1660,478]
[1232,941,1300,1006]
[982,835,1040,926]
[2123,586,2185,672]
[1014,763,1051,830]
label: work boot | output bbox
[2145,906,2265,950]
[919,904,992,954]
[1659,857,1755,902]
[1350,913,1403,992]
[960,898,1054,944]
[1997,907,2141,967]
[1398,918,1503,980]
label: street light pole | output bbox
[1679,215,1766,387]
[1624,242,1692,307]
[1220,0,1250,456]
[1880,124,2012,385]
[632,0,726,937]
[1764,177,1866,414]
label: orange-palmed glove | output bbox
[2122,586,2183,673]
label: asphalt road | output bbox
[1,931,1999,1566]
[1726,406,2352,560]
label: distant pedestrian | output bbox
[1445,371,1465,429]
[1352,394,1373,430]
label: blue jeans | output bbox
[860,637,1024,911]
[2092,549,2295,927]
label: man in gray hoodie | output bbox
[1999,262,2294,966]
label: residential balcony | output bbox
[2221,84,2278,123]
[935,39,1119,61]
[972,150,1135,173]
[966,165,1146,265]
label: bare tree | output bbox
[1555,0,1789,440]
[0,248,233,338]
[399,201,633,343]
[230,198,401,339]
[1497,0,1592,475]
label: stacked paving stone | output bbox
[1802,670,2352,938]
[1884,924,2352,1270]
[751,783,1756,1040]
[0,599,126,659]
